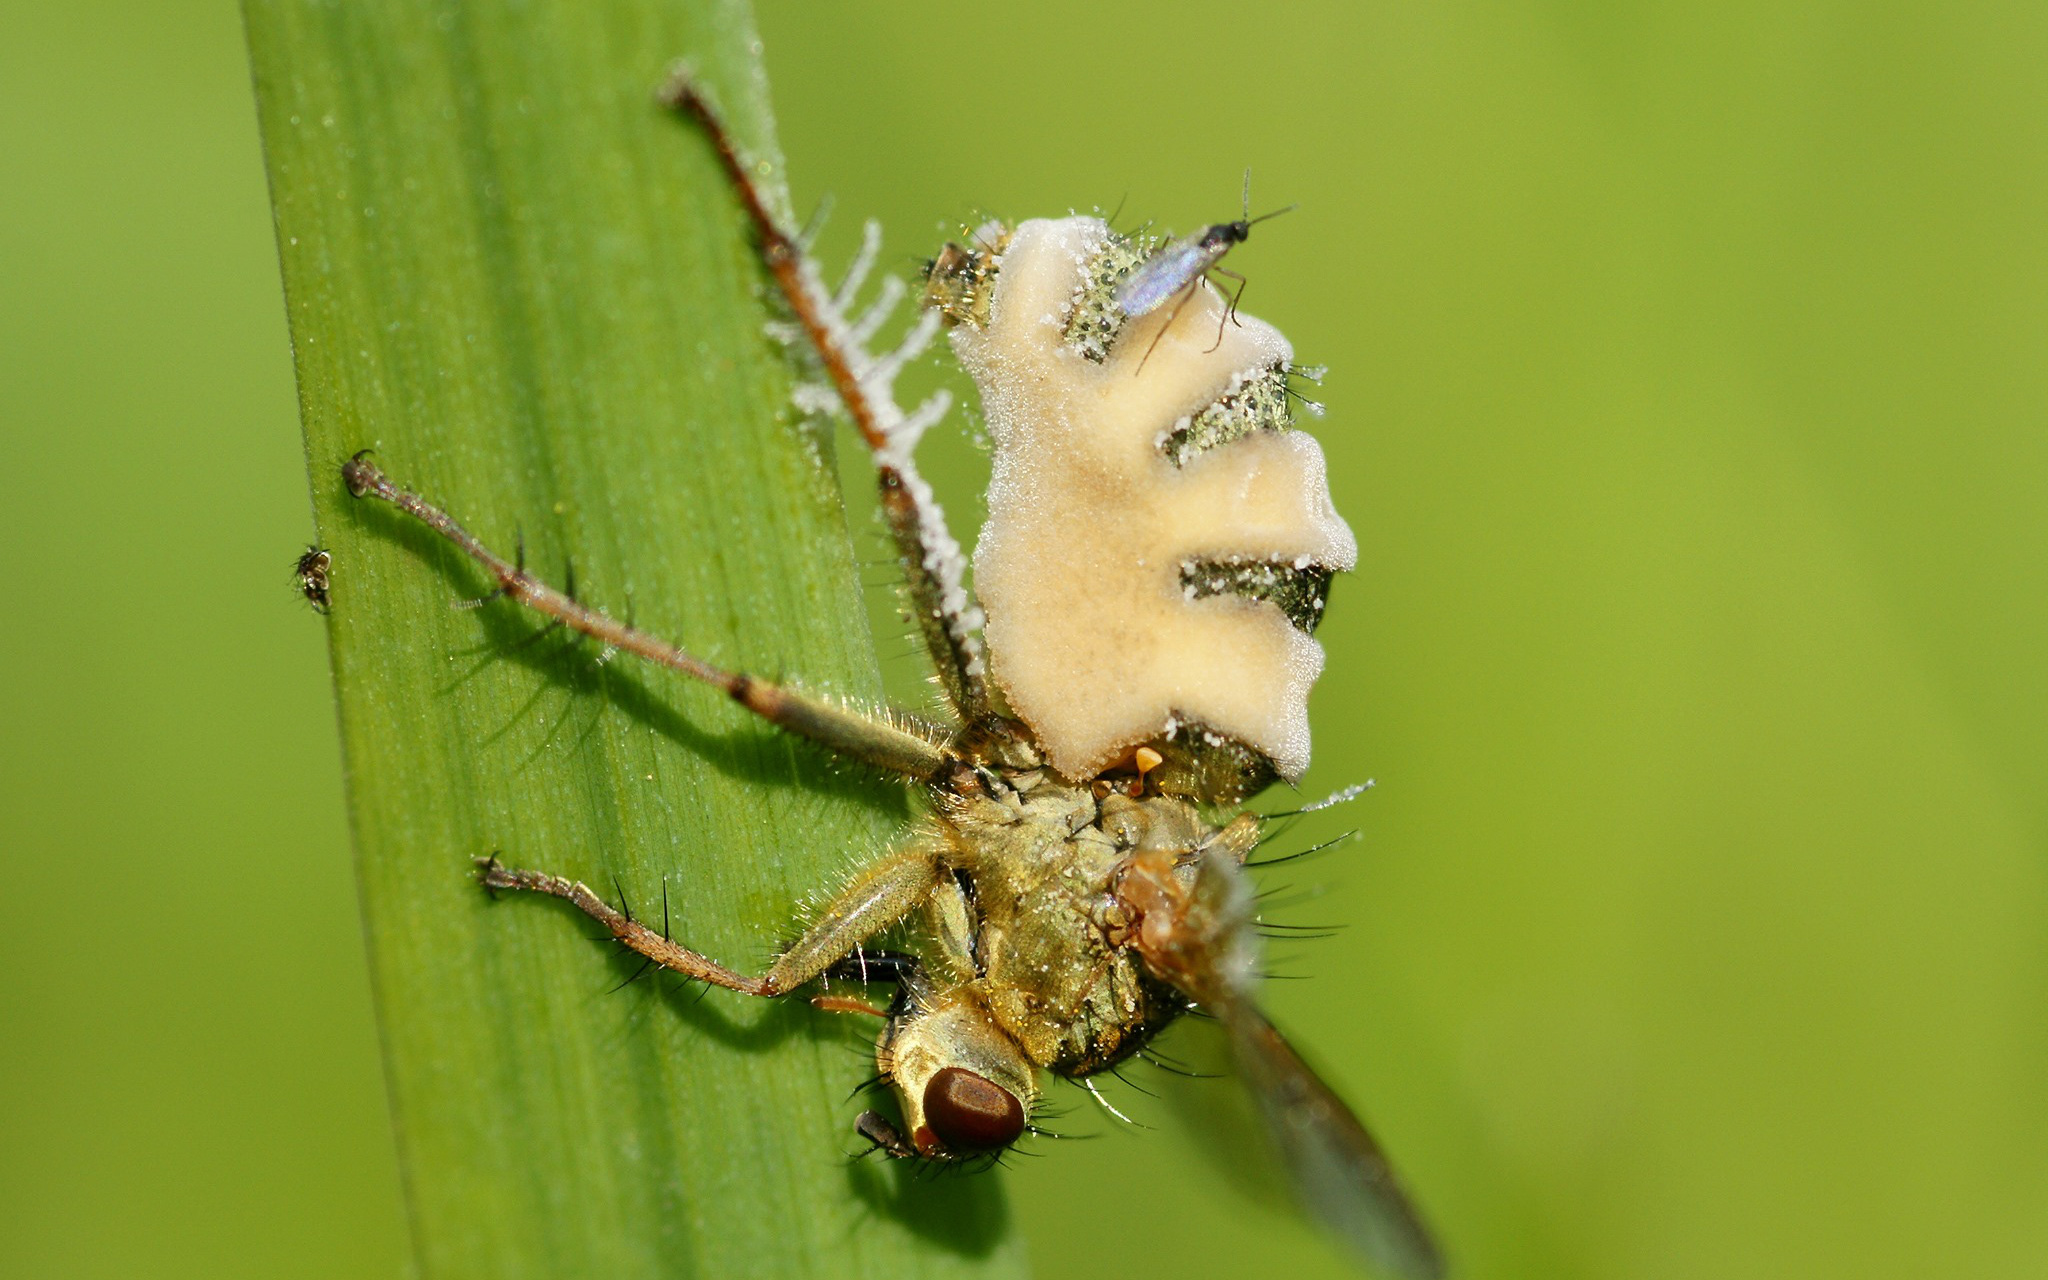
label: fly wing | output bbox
[1188,848,1446,1279]
[1115,237,1211,316]
[1221,1000,1445,1279]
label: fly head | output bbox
[868,990,1037,1160]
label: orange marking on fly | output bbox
[1134,745,1165,780]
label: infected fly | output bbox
[1114,168,1295,371]
[342,68,1441,1279]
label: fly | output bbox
[341,67,1442,1279]
[1115,169,1295,371]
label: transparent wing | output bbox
[1116,237,1211,315]
[1186,848,1446,1279]
[1220,999,1445,1279]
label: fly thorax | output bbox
[946,216,1356,800]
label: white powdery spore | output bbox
[845,276,906,349]
[787,219,986,683]
[791,382,841,418]
[889,458,986,679]
[832,219,884,313]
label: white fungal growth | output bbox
[775,213,986,684]
[952,217,1356,782]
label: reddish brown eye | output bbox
[922,1067,1025,1151]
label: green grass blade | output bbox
[243,4,1027,1275]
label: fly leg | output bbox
[476,833,945,997]
[659,71,988,722]
[1134,277,1202,375]
[344,453,949,780]
[1205,267,1248,353]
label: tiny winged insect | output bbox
[1114,168,1295,370]
[342,70,1441,1278]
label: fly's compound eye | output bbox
[921,1066,1025,1152]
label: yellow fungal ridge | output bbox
[952,217,1356,783]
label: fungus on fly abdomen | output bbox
[932,215,1355,793]
[343,67,1441,1279]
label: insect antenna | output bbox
[1186,170,1299,353]
[1238,167,1300,230]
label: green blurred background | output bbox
[4,1,2043,1277]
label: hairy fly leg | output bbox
[342,452,948,779]
[659,69,988,722]
[477,832,946,997]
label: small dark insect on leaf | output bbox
[344,67,1442,1279]
[294,545,331,612]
